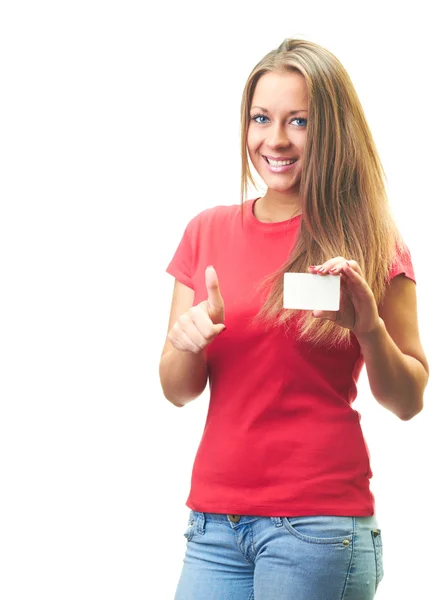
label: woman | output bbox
[159,37,429,599]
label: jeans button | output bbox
[228,514,241,523]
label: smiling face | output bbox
[247,70,309,199]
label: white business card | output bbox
[283,272,340,310]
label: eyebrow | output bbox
[251,106,308,114]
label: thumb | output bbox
[205,265,224,312]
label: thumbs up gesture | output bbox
[167,266,226,354]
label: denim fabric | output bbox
[175,511,384,599]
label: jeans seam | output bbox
[251,523,256,561]
[371,529,383,590]
[340,516,356,599]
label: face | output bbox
[247,70,308,196]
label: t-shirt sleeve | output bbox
[165,215,199,290]
[387,243,416,284]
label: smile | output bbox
[262,156,298,173]
[263,156,297,167]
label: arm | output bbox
[159,347,208,407]
[159,279,209,407]
[357,274,429,420]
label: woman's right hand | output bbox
[167,266,226,354]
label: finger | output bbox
[326,262,362,279]
[175,310,208,352]
[309,258,344,274]
[341,263,372,297]
[168,326,202,353]
[342,262,364,281]
[308,264,331,274]
[348,261,363,276]
[309,259,362,276]
[205,266,224,311]
[339,269,361,293]
[190,306,226,339]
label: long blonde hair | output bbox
[240,37,407,350]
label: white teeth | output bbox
[266,158,297,167]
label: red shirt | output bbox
[166,198,416,516]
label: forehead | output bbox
[252,71,308,110]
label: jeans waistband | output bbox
[192,511,283,534]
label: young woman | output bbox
[159,37,429,600]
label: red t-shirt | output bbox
[166,198,416,517]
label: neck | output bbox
[254,194,302,223]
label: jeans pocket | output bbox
[371,528,384,589]
[183,510,195,542]
[282,515,354,545]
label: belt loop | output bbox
[195,512,205,535]
[271,516,282,527]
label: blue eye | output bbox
[250,114,307,127]
[251,114,268,124]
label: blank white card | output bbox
[283,273,341,311]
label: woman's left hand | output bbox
[308,258,382,337]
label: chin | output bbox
[263,181,301,193]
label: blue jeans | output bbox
[174,511,384,599]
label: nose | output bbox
[267,123,290,148]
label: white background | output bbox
[0,1,446,598]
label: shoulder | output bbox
[387,242,416,284]
[197,202,241,221]
[184,203,241,233]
